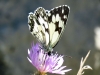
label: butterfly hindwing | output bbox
[28,7,49,46]
[28,5,70,52]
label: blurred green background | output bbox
[0,0,100,75]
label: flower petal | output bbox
[27,43,71,74]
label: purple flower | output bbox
[27,43,71,75]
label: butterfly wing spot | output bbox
[28,12,34,19]
[55,22,62,34]
[62,9,64,14]
[35,7,46,16]
[48,13,52,23]
[28,13,35,32]
[52,15,56,23]
[48,12,51,16]
[55,14,60,22]
[35,19,40,25]
[28,20,34,32]
[64,15,67,19]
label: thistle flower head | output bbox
[27,43,71,75]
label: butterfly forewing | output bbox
[47,5,70,48]
[28,5,70,52]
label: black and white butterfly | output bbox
[28,5,70,55]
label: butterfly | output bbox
[28,5,70,55]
